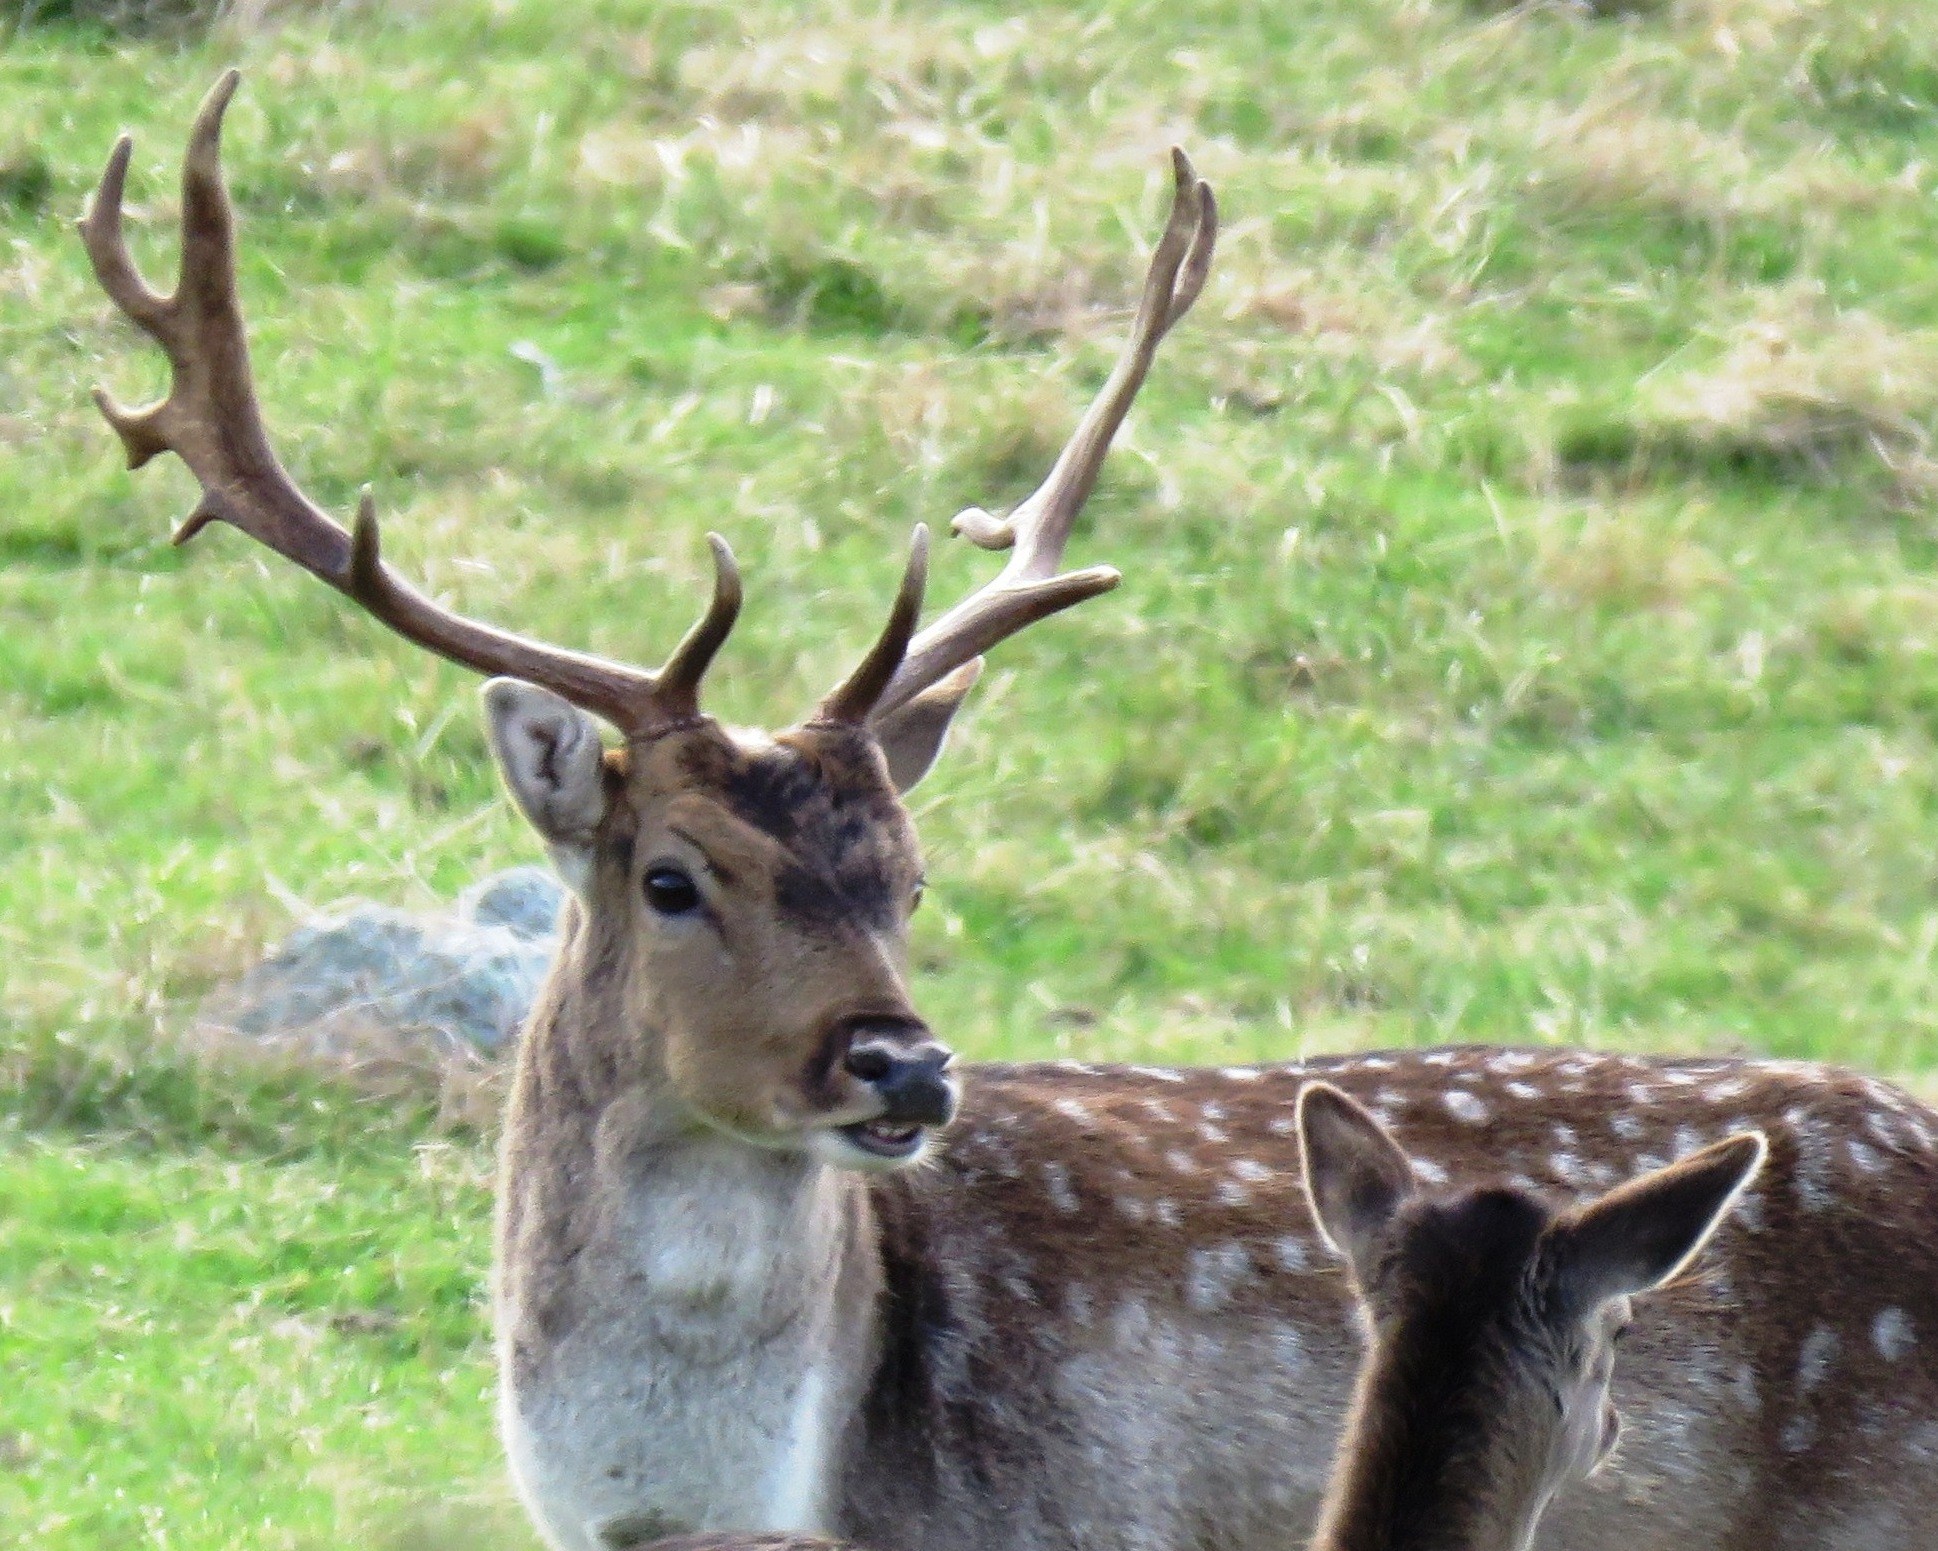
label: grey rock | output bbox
[461,865,567,941]
[208,868,564,1054]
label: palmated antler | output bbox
[80,71,734,738]
[833,148,1217,725]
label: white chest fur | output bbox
[499,1134,855,1551]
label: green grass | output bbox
[5,0,1938,1542]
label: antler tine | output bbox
[80,73,723,738]
[653,535,744,720]
[818,525,931,725]
[867,149,1218,722]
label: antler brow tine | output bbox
[79,71,731,738]
[857,147,1218,722]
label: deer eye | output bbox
[644,865,702,917]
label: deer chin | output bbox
[808,1118,936,1173]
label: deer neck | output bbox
[496,910,877,1367]
[1309,1355,1542,1551]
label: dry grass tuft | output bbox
[1519,98,1871,228]
[1532,503,1729,611]
[1643,290,1938,469]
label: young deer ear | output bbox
[1298,1083,1418,1285]
[1551,1131,1767,1314]
[482,678,611,893]
[871,659,983,792]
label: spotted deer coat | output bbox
[497,1043,1938,1551]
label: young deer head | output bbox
[1296,1084,1766,1551]
[80,73,1213,1173]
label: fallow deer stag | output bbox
[87,74,1938,1551]
[591,1089,1767,1551]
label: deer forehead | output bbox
[626,724,920,929]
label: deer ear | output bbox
[1298,1083,1417,1284]
[872,659,983,792]
[483,678,611,893]
[1551,1132,1767,1313]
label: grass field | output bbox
[5,0,1938,1542]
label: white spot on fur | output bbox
[1798,1325,1838,1392]
[1129,1065,1184,1083]
[1443,1091,1489,1124]
[1506,1081,1542,1101]
[1231,1158,1272,1183]
[1216,1179,1250,1208]
[1863,1077,1908,1113]
[1166,1149,1198,1174]
[1610,1113,1644,1141]
[1780,1415,1817,1454]
[1549,1152,1585,1185]
[1624,1082,1659,1105]
[1732,1362,1760,1413]
[1552,1122,1578,1148]
[1786,1108,1836,1211]
[1411,1156,1450,1186]
[1067,1284,1093,1327]
[1357,1057,1395,1072]
[1424,1051,1458,1068]
[1043,1161,1080,1215]
[1847,1139,1884,1174]
[1053,1097,1094,1127]
[1268,1114,1297,1136]
[1489,1050,1538,1073]
[1201,1100,1227,1122]
[1220,1067,1262,1081]
[1673,1125,1705,1158]
[1186,1244,1250,1312]
[1704,1077,1750,1102]
[1874,1307,1915,1362]
[1731,1189,1765,1232]
[1270,1321,1307,1378]
[1116,1195,1149,1223]
[1272,1235,1310,1272]
[1141,1098,1176,1124]
[1154,1199,1181,1227]
[1199,1123,1229,1145]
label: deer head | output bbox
[1296,1083,1766,1551]
[80,74,1215,1172]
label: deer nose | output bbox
[844,1024,957,1127]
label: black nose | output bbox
[844,1025,957,1127]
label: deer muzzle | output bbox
[840,1023,958,1155]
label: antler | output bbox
[79,71,733,739]
[852,148,1217,724]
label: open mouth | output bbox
[840,1118,926,1159]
